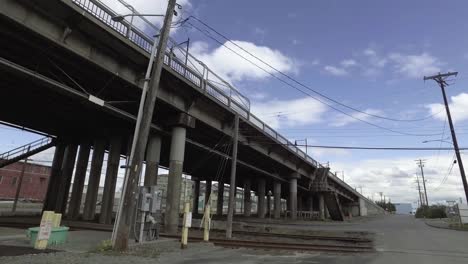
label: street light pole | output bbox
[112,0,178,251]
[424,72,468,204]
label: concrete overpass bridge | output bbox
[0,0,382,229]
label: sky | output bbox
[3,0,468,207]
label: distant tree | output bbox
[415,205,447,219]
[375,201,396,212]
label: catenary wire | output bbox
[187,16,443,123]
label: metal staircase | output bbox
[323,192,345,221]
[0,137,56,168]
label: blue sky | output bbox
[3,0,468,205]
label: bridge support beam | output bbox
[243,179,251,217]
[144,134,161,186]
[216,179,224,216]
[257,178,266,218]
[43,139,66,212]
[55,143,78,214]
[165,126,187,234]
[82,139,106,221]
[273,181,281,219]
[289,173,299,220]
[192,179,200,215]
[205,180,212,207]
[100,137,122,224]
[319,193,325,220]
[68,142,91,219]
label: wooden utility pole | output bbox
[424,72,468,204]
[112,0,177,251]
[416,174,423,207]
[416,159,429,206]
[226,115,239,239]
[12,148,30,213]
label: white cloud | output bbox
[191,40,298,83]
[340,59,357,68]
[100,0,191,33]
[363,48,377,57]
[330,108,382,127]
[426,92,468,123]
[333,153,467,204]
[323,65,348,76]
[389,52,442,78]
[251,97,327,129]
[310,59,320,66]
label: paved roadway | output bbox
[164,214,468,264]
[1,214,468,263]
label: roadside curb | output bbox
[424,221,468,232]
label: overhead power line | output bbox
[188,16,442,123]
[241,142,468,151]
[184,20,443,137]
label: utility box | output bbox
[149,186,162,213]
[139,187,151,212]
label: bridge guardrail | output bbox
[72,0,324,170]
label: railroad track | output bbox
[220,230,372,243]
[211,239,374,253]
[160,235,374,253]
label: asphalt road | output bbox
[1,214,468,263]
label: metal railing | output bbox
[72,0,325,171]
[0,137,54,162]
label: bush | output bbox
[94,239,113,252]
[415,205,447,219]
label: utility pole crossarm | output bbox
[423,72,458,81]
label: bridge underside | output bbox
[0,0,378,230]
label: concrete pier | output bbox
[82,139,106,221]
[257,178,266,218]
[289,173,299,220]
[43,140,66,211]
[144,134,161,186]
[319,193,325,220]
[205,180,212,206]
[99,137,122,224]
[297,194,303,213]
[55,143,78,214]
[165,126,187,235]
[273,181,281,219]
[192,179,200,215]
[307,195,314,212]
[68,142,91,219]
[243,179,251,217]
[216,180,224,216]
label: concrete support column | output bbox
[266,190,272,217]
[144,134,161,186]
[216,179,224,216]
[289,173,299,220]
[319,193,325,220]
[257,178,266,218]
[99,137,122,224]
[55,144,78,214]
[307,195,314,212]
[192,179,200,215]
[243,179,251,217]
[82,139,106,221]
[205,180,212,207]
[165,126,187,235]
[297,194,303,212]
[273,181,281,219]
[68,142,91,219]
[43,140,66,211]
